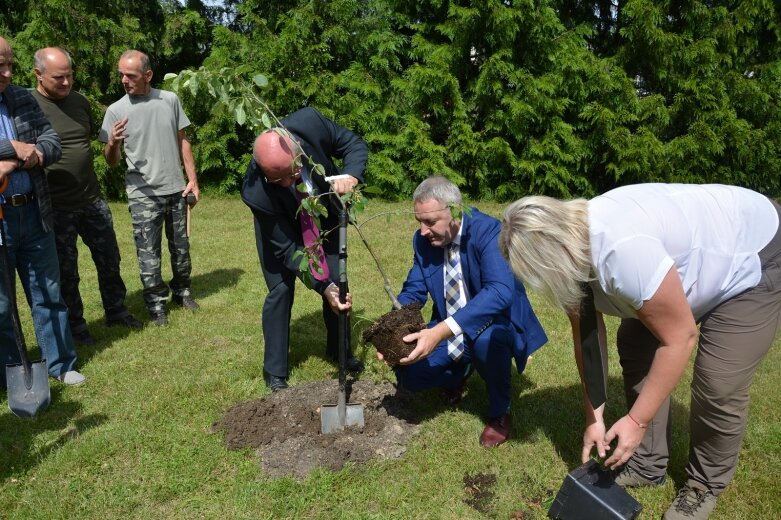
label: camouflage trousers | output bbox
[53,198,130,334]
[127,192,192,315]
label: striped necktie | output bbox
[444,243,465,360]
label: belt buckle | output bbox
[10,193,27,206]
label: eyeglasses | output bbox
[266,169,301,184]
[265,156,303,184]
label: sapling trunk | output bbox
[349,220,403,310]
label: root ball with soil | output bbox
[362,303,425,366]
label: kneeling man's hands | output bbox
[398,322,452,365]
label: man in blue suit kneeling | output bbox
[387,176,547,447]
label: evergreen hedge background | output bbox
[3,0,779,200]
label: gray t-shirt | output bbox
[99,88,190,199]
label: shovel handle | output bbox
[0,175,34,381]
[185,193,196,238]
[337,205,350,389]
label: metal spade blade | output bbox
[6,360,51,418]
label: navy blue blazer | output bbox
[240,107,368,293]
[398,208,547,372]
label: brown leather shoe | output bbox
[479,413,512,447]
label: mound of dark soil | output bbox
[211,379,421,479]
[362,304,425,366]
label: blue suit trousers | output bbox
[394,322,513,418]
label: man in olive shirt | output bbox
[32,47,142,344]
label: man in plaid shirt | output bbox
[0,36,85,387]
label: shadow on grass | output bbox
[284,307,695,467]
[285,311,695,477]
[513,375,691,470]
[287,306,368,372]
[74,267,244,365]
[284,307,456,424]
[0,387,108,479]
[386,370,541,428]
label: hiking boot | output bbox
[613,465,667,488]
[72,329,96,346]
[664,484,717,519]
[172,295,200,311]
[106,314,144,329]
[151,312,169,326]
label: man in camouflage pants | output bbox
[99,50,200,326]
[32,47,143,343]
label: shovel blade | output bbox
[320,403,365,434]
[6,361,51,418]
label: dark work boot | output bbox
[172,295,200,311]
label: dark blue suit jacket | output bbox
[398,209,547,372]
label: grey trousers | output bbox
[617,199,781,495]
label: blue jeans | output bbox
[394,322,514,418]
[0,202,77,386]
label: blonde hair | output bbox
[499,196,592,312]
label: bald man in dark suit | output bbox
[241,107,367,391]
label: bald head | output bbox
[253,130,302,187]
[0,37,13,94]
[35,47,74,100]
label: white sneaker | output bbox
[56,370,86,386]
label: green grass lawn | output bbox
[1,196,779,519]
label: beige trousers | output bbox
[617,199,781,495]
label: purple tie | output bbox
[295,182,330,281]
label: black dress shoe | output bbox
[345,356,364,374]
[439,362,474,405]
[440,378,467,405]
[263,371,288,392]
[106,314,144,330]
[329,355,364,373]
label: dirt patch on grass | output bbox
[463,472,497,514]
[211,379,421,479]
